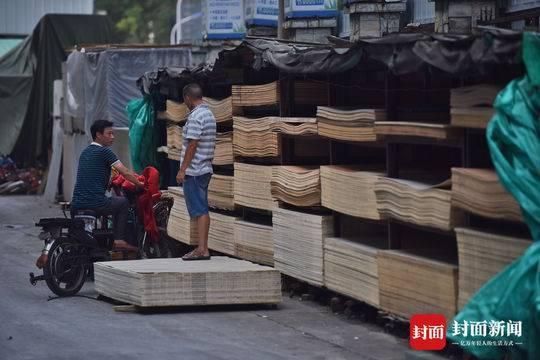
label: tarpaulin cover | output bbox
[65,47,192,134]
[0,14,114,165]
[126,96,158,174]
[447,32,540,359]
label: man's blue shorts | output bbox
[183,173,212,218]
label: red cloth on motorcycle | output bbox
[111,166,161,242]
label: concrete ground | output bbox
[0,196,410,360]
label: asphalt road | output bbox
[0,195,408,360]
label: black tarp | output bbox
[0,14,113,165]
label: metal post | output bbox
[278,0,285,39]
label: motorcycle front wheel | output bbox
[43,238,88,297]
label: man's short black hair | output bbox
[90,120,114,140]
[183,83,203,99]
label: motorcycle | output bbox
[29,186,174,297]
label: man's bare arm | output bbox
[113,162,144,188]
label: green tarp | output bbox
[0,14,113,165]
[448,32,540,359]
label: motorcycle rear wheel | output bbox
[43,238,88,297]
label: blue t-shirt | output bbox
[71,143,119,210]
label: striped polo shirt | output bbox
[71,142,120,210]
[180,103,216,176]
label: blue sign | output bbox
[206,0,246,40]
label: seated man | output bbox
[70,120,143,251]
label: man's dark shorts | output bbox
[183,173,212,218]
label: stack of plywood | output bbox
[208,212,237,256]
[451,168,523,222]
[320,166,384,220]
[324,237,385,307]
[378,249,458,319]
[166,125,183,161]
[214,132,233,165]
[317,107,385,142]
[208,174,234,210]
[233,117,280,158]
[94,257,282,307]
[455,227,530,309]
[167,187,198,245]
[234,163,275,211]
[273,207,334,286]
[374,177,463,231]
[234,220,274,266]
[232,82,279,107]
[162,100,189,122]
[450,85,500,129]
[204,97,235,124]
[270,117,318,136]
[374,122,462,140]
[271,166,321,207]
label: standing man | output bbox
[176,83,216,260]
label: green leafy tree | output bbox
[95,0,176,44]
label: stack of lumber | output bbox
[450,85,500,129]
[270,117,318,136]
[320,166,384,220]
[204,97,234,123]
[166,125,183,161]
[208,212,237,256]
[271,166,321,207]
[294,81,327,105]
[451,168,523,222]
[94,257,282,307]
[374,121,462,140]
[324,237,385,307]
[378,249,458,319]
[233,117,279,158]
[273,207,334,286]
[162,100,190,122]
[166,187,198,245]
[232,82,279,107]
[234,220,274,266]
[455,227,530,309]
[317,107,385,142]
[374,177,462,231]
[234,163,275,211]
[214,132,233,165]
[208,174,234,210]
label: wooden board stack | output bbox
[320,166,384,220]
[374,177,463,231]
[208,212,237,256]
[271,166,321,207]
[233,117,280,158]
[214,132,233,165]
[451,168,523,222]
[160,100,189,122]
[208,174,234,210]
[166,125,182,161]
[324,237,385,307]
[455,227,530,309]
[94,257,282,307]
[234,163,275,211]
[374,122,462,140]
[270,118,318,136]
[167,187,198,245]
[204,97,235,124]
[273,207,334,286]
[235,220,274,266]
[232,82,280,107]
[317,107,386,142]
[378,249,458,319]
[450,85,500,129]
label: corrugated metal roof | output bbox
[0,0,93,35]
[0,38,23,57]
[410,0,435,24]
